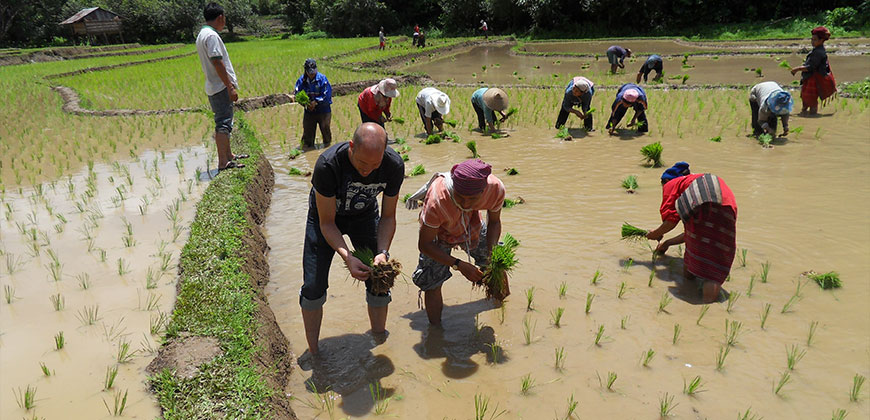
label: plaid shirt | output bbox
[295,72,332,114]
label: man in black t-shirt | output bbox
[300,122,405,356]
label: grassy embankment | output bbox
[149,117,291,418]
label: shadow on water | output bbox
[611,128,646,140]
[402,298,506,379]
[625,255,728,305]
[296,332,395,417]
[567,127,590,139]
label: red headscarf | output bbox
[811,26,831,41]
[451,159,491,196]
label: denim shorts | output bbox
[606,50,619,65]
[207,88,234,134]
[412,225,490,292]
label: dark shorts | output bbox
[359,104,384,127]
[207,88,234,134]
[300,191,391,309]
[412,225,490,291]
[606,50,620,65]
[417,103,442,128]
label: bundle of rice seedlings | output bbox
[709,136,722,142]
[350,247,402,295]
[556,125,570,139]
[504,107,518,118]
[505,168,519,175]
[805,271,842,289]
[477,233,519,301]
[425,134,442,144]
[392,117,405,124]
[779,60,791,69]
[639,142,664,167]
[444,119,458,128]
[490,132,504,139]
[621,175,638,192]
[295,91,310,106]
[758,134,773,148]
[621,222,648,240]
[409,164,426,176]
[445,131,461,142]
[586,107,596,115]
[466,141,479,158]
[503,196,525,208]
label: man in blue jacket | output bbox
[295,58,333,148]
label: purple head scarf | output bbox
[451,159,491,195]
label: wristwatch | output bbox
[378,250,390,260]
[451,258,461,271]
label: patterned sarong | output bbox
[678,175,736,285]
[801,61,837,108]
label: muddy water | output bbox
[523,38,870,55]
[261,87,870,419]
[0,146,209,419]
[405,45,870,86]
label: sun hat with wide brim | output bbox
[623,88,640,103]
[433,92,450,115]
[375,78,400,98]
[573,76,591,93]
[482,88,508,111]
[767,91,794,115]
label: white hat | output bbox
[376,78,399,98]
[433,92,450,115]
[573,76,590,92]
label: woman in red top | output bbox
[646,162,738,303]
[358,78,399,127]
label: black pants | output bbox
[472,100,496,130]
[359,104,384,127]
[417,103,442,132]
[749,99,777,135]
[555,108,593,130]
[607,103,649,133]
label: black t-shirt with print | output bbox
[311,141,404,217]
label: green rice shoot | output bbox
[425,134,442,144]
[392,117,405,124]
[506,167,519,175]
[466,140,479,158]
[479,233,519,301]
[350,247,375,267]
[556,125,570,139]
[621,175,638,191]
[409,164,426,176]
[639,142,664,167]
[444,118,458,128]
[295,90,310,106]
[807,271,841,289]
[504,107,518,118]
[621,222,648,240]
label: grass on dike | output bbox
[149,116,275,418]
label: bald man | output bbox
[300,122,405,355]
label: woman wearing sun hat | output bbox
[645,162,738,303]
[415,87,451,136]
[749,81,793,137]
[471,87,508,133]
[790,26,837,115]
[358,78,400,127]
[606,83,648,135]
[555,76,594,131]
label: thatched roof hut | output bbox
[60,7,123,43]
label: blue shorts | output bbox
[207,88,234,134]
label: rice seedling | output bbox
[724,319,743,347]
[98,248,107,262]
[594,324,605,346]
[466,140,479,158]
[76,272,91,290]
[550,307,565,327]
[487,340,504,364]
[150,311,169,335]
[49,293,64,311]
[760,261,770,283]
[409,164,426,176]
[117,258,130,276]
[497,304,506,324]
[54,332,65,350]
[621,222,648,240]
[672,323,682,344]
[520,373,535,395]
[558,280,568,298]
[401,154,409,162]
[505,167,518,176]
[659,393,678,417]
[522,315,535,344]
[392,117,405,124]
[39,362,52,377]
[554,347,566,370]
[585,292,595,314]
[807,320,819,346]
[104,365,119,390]
[621,315,630,329]
[474,393,506,420]
[814,127,823,140]
[555,125,570,139]
[103,389,128,416]
[708,136,722,142]
[598,371,617,390]
[368,382,390,414]
[747,274,757,297]
[850,374,865,402]
[639,142,664,167]
[4,284,15,304]
[779,60,791,69]
[696,304,710,325]
[758,133,773,147]
[831,409,848,420]
[116,339,138,363]
[785,344,806,370]
[76,305,100,326]
[681,74,690,84]
[760,303,771,329]
[774,371,791,395]
[6,253,23,275]
[683,375,705,395]
[658,292,673,313]
[14,385,36,410]
[738,407,763,420]
[716,345,730,371]
[641,348,655,367]
[295,90,310,106]
[755,67,763,77]
[444,119,458,128]
[727,291,741,312]
[621,175,639,192]
[424,133,442,144]
[622,258,634,273]
[807,271,842,289]
[288,148,302,159]
[525,287,536,311]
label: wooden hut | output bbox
[60,7,124,44]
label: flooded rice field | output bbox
[259,82,870,418]
[520,38,870,55]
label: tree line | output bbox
[2,0,867,47]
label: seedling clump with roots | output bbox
[466,140,479,158]
[639,142,664,167]
[621,222,648,240]
[350,247,402,295]
[476,233,519,301]
[621,175,639,192]
[806,271,842,289]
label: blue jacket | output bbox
[295,72,332,114]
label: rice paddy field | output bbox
[1,35,868,419]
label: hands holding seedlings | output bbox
[457,260,485,283]
[345,254,372,280]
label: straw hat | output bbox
[375,78,400,98]
[482,88,508,111]
[433,92,450,115]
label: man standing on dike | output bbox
[294,58,333,148]
[300,123,405,356]
[196,2,248,171]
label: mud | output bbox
[146,335,223,379]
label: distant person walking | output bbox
[378,27,386,50]
[358,78,399,127]
[606,45,632,74]
[479,20,489,39]
[196,2,247,171]
[417,29,426,48]
[749,81,792,137]
[416,87,451,135]
[606,83,648,135]
[413,24,420,46]
[471,87,508,132]
[790,26,836,115]
[645,162,738,303]
[299,123,404,355]
[555,76,594,131]
[636,54,663,83]
[294,58,333,148]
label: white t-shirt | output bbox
[196,25,237,96]
[415,87,444,117]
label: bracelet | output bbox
[378,249,390,260]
